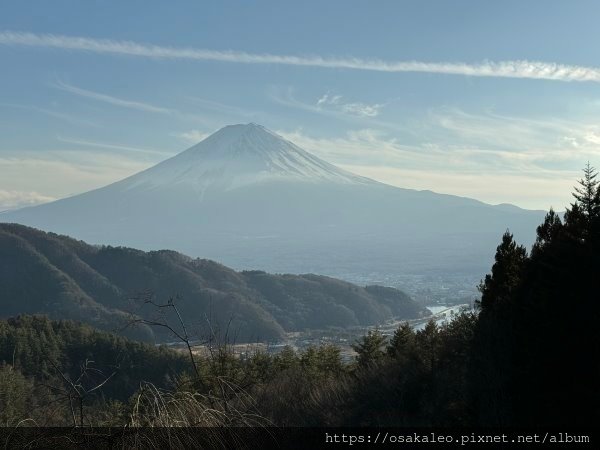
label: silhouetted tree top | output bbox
[477,231,527,312]
[573,162,599,219]
[352,329,387,369]
[565,162,600,240]
[531,208,563,258]
[471,163,600,427]
[387,322,415,359]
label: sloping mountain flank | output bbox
[1,123,545,280]
[0,223,428,342]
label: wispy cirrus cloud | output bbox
[276,107,600,209]
[426,107,600,161]
[316,94,343,106]
[0,150,154,204]
[53,80,173,114]
[341,103,382,117]
[316,93,383,117]
[52,80,217,126]
[282,108,600,174]
[270,87,415,135]
[186,97,262,119]
[56,135,173,157]
[0,102,100,127]
[2,30,600,83]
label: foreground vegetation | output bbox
[0,313,475,427]
[0,165,599,427]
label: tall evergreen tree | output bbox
[416,321,440,374]
[470,164,600,427]
[573,162,599,220]
[477,231,527,312]
[352,329,387,369]
[387,322,415,359]
[566,163,600,240]
[532,208,562,256]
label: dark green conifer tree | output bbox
[387,322,415,360]
[532,208,562,255]
[573,162,599,221]
[477,231,527,312]
[352,329,387,369]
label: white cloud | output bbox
[0,151,153,202]
[0,190,56,211]
[270,88,406,134]
[54,80,173,114]
[340,102,382,117]
[3,30,600,82]
[172,130,210,145]
[317,94,342,106]
[315,93,383,117]
[277,124,588,210]
[338,165,574,210]
[426,108,600,163]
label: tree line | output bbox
[1,165,599,427]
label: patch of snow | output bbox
[118,124,375,193]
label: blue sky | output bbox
[2,0,600,210]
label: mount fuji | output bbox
[2,123,544,281]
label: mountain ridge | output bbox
[0,223,428,342]
[116,123,375,194]
[1,124,546,279]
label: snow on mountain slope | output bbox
[119,123,375,193]
[1,123,546,279]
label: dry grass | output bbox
[119,380,272,449]
[129,381,268,428]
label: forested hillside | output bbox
[0,167,598,432]
[0,224,428,342]
[471,164,600,426]
[0,315,189,426]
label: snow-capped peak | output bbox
[120,123,374,192]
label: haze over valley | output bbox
[0,2,598,433]
[2,123,545,303]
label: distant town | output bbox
[182,302,473,363]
